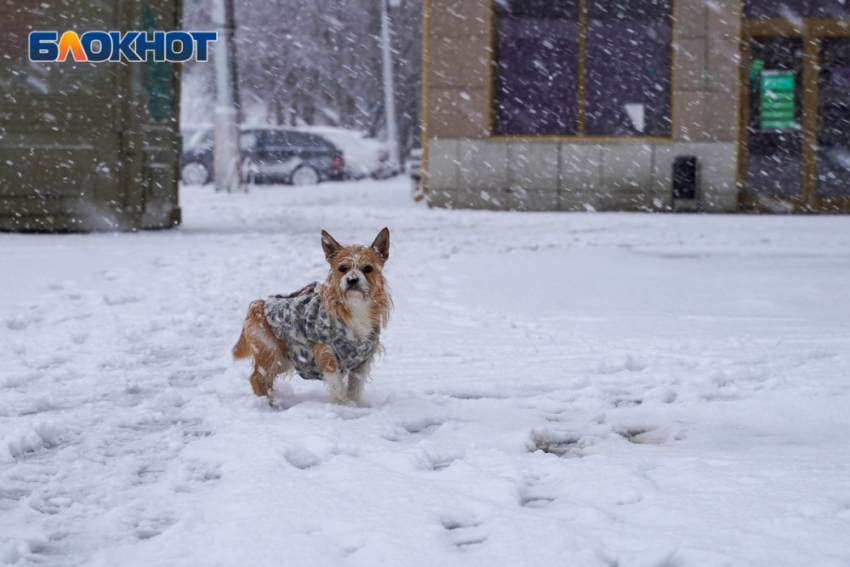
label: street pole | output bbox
[380,0,400,171]
[212,0,243,192]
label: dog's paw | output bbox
[351,399,371,408]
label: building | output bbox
[0,0,183,232]
[421,0,850,213]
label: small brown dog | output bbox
[233,228,392,405]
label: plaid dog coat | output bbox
[264,282,380,381]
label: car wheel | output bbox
[291,166,320,186]
[181,162,210,185]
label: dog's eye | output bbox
[363,265,373,274]
[338,266,348,273]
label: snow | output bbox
[2,178,850,566]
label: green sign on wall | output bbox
[760,70,796,131]
[143,7,174,123]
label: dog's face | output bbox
[319,228,392,328]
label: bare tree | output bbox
[182,0,422,158]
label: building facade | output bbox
[0,0,183,232]
[422,0,850,213]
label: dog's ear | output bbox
[371,227,390,262]
[321,230,343,261]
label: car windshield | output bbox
[186,130,213,149]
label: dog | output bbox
[233,228,392,405]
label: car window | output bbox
[308,135,334,149]
[264,130,290,147]
[285,132,313,147]
[186,130,213,149]
[295,132,336,149]
[240,131,258,150]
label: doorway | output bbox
[739,20,850,212]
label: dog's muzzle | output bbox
[345,274,363,291]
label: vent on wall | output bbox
[672,156,699,201]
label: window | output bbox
[300,133,334,149]
[493,0,673,138]
[494,0,580,135]
[745,0,850,19]
[286,132,314,147]
[188,130,213,149]
[585,0,672,136]
[315,136,336,150]
[264,130,291,148]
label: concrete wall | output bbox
[424,0,743,213]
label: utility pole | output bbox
[380,0,400,171]
[212,0,243,192]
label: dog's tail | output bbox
[232,329,252,360]
[232,300,266,360]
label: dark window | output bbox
[745,0,850,19]
[286,132,315,147]
[301,134,334,149]
[493,0,672,138]
[817,37,850,197]
[494,0,580,135]
[585,0,672,136]
[264,130,291,148]
[318,137,336,150]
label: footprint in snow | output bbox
[528,429,584,458]
[103,294,143,306]
[441,516,490,550]
[417,448,463,471]
[520,474,557,508]
[616,425,670,445]
[5,309,45,331]
[384,417,446,443]
[178,460,223,484]
[427,453,460,471]
[612,397,643,408]
[134,516,175,540]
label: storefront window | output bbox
[494,0,580,135]
[816,37,850,197]
[585,0,672,136]
[494,0,672,137]
[745,0,850,19]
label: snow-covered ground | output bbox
[2,179,850,567]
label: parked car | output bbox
[180,128,345,186]
[297,126,391,180]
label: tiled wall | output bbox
[427,140,737,212]
[426,0,491,139]
[674,0,742,143]
[425,0,744,212]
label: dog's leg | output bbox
[235,300,292,398]
[347,357,372,407]
[249,346,287,397]
[313,343,346,404]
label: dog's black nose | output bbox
[346,275,359,286]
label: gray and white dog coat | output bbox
[264,282,380,381]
